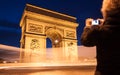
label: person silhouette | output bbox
[81,0,120,75]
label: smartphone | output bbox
[92,20,99,25]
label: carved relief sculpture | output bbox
[28,23,43,34]
[30,39,40,51]
[66,30,75,38]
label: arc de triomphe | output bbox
[20,4,78,62]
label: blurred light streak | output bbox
[0,44,96,64]
[0,44,20,51]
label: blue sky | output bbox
[0,0,103,47]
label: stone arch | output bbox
[46,28,63,47]
[20,4,79,62]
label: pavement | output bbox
[0,62,96,73]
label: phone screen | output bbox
[92,20,99,25]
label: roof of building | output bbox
[25,4,77,23]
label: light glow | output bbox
[54,40,59,44]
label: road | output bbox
[0,62,96,75]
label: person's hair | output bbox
[101,0,120,19]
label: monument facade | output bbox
[20,4,78,62]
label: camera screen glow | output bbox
[92,20,99,25]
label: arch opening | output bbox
[46,38,52,48]
[46,29,62,48]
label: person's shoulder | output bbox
[100,24,120,28]
[103,25,120,28]
[99,25,112,31]
[100,24,120,31]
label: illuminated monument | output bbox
[20,4,79,62]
